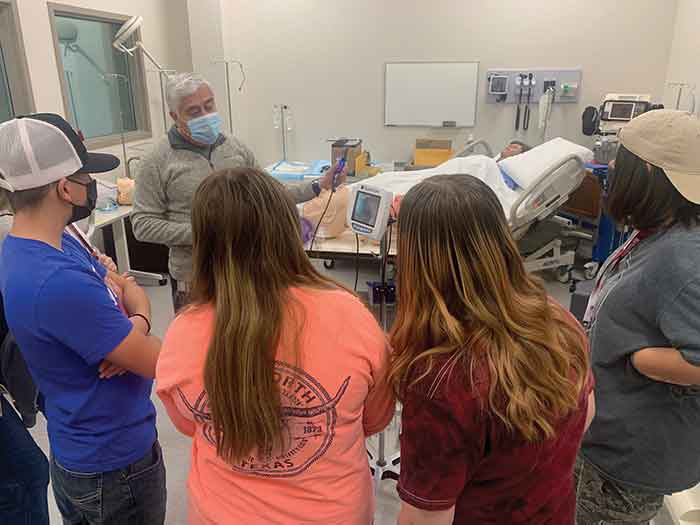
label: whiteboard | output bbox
[384,62,479,127]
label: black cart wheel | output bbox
[556,265,572,284]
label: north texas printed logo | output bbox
[177,361,350,477]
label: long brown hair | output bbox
[389,174,589,442]
[190,168,339,462]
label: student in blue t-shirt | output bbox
[0,114,165,524]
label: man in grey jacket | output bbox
[133,73,341,311]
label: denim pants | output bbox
[574,454,664,525]
[50,441,167,525]
[0,395,50,525]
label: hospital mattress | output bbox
[351,156,520,215]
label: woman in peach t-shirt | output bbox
[156,167,395,524]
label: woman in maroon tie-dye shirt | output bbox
[389,174,595,525]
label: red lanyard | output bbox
[593,230,653,291]
[584,229,654,328]
[66,223,96,255]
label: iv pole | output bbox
[212,59,247,134]
[281,105,289,161]
[154,68,177,132]
[367,223,401,491]
[668,82,696,113]
[104,73,130,172]
[274,104,291,161]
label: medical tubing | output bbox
[354,234,360,292]
[515,76,525,131]
[524,74,533,131]
[524,105,530,130]
[309,189,334,252]
[524,93,531,130]
[382,219,394,296]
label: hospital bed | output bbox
[507,144,594,275]
[454,138,494,158]
[340,137,594,276]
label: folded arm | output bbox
[102,274,161,379]
[39,270,161,380]
[104,325,161,379]
[632,347,700,386]
[638,278,700,386]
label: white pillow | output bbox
[499,137,594,190]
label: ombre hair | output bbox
[189,167,340,462]
[389,174,589,441]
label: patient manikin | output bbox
[499,140,531,161]
[300,186,352,239]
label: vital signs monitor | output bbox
[347,184,393,241]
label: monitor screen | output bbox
[610,102,634,120]
[352,191,381,227]
[490,76,508,95]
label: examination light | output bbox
[112,16,165,72]
[113,15,174,131]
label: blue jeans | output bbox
[50,441,167,525]
[0,395,50,525]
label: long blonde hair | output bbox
[190,168,339,462]
[389,174,588,441]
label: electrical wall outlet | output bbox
[560,82,579,99]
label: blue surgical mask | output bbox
[187,112,222,145]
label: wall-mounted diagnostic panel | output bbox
[485,68,582,104]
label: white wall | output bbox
[186,0,233,135]
[664,0,700,112]
[215,0,677,166]
[13,0,192,178]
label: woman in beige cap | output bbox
[576,109,700,524]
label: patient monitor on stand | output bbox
[583,93,656,164]
[347,185,393,242]
[597,94,652,135]
[348,183,400,488]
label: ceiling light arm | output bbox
[113,16,174,131]
[116,41,166,74]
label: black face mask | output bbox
[62,179,97,224]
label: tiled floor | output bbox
[25,258,674,524]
